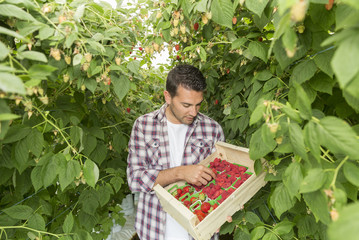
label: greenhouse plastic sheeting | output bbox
[106,194,137,240]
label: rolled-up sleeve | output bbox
[127,119,160,193]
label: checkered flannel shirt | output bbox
[127,104,225,240]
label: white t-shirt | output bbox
[165,120,190,240]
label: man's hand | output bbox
[179,164,216,186]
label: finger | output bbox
[201,172,213,182]
[202,166,216,179]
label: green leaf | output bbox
[328,202,359,240]
[331,34,359,88]
[290,60,317,85]
[343,161,359,187]
[297,214,317,238]
[73,53,83,65]
[245,0,269,17]
[71,126,83,146]
[281,102,301,123]
[282,26,297,51]
[18,51,47,63]
[249,126,276,160]
[314,48,334,77]
[38,26,55,40]
[211,0,233,29]
[84,78,97,94]
[63,212,74,233]
[341,0,359,10]
[0,113,20,121]
[250,100,266,125]
[262,232,278,240]
[309,72,335,95]
[82,133,97,156]
[28,64,57,80]
[89,141,107,165]
[74,4,86,22]
[59,160,81,191]
[83,159,99,188]
[0,41,9,61]
[270,183,296,218]
[294,83,312,120]
[26,129,44,158]
[231,38,247,50]
[110,176,124,192]
[251,226,265,240]
[256,70,272,81]
[15,138,29,173]
[317,116,359,160]
[303,190,330,224]
[289,123,308,161]
[79,189,100,215]
[0,72,26,95]
[263,78,279,92]
[3,205,33,219]
[0,26,26,41]
[300,168,326,193]
[112,74,130,101]
[97,183,114,207]
[245,211,261,225]
[303,121,320,161]
[42,153,65,187]
[234,229,251,240]
[283,161,303,199]
[127,60,140,75]
[28,213,45,231]
[273,220,294,235]
[0,4,37,22]
[31,166,43,192]
[248,41,268,63]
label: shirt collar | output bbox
[154,103,203,126]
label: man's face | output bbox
[164,85,203,125]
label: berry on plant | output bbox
[194,22,199,31]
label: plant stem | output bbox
[33,105,78,155]
[330,156,349,190]
[0,226,64,238]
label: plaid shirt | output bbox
[127,104,225,240]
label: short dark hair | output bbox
[166,64,206,97]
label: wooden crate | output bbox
[153,142,267,240]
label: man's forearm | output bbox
[153,166,185,188]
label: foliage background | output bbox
[1,0,359,239]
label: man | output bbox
[127,65,225,240]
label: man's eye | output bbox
[183,105,190,108]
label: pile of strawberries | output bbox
[170,158,252,222]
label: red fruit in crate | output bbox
[239,166,247,172]
[190,197,198,204]
[184,200,191,208]
[194,210,207,222]
[201,202,211,213]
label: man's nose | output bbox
[189,106,198,116]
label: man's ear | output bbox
[164,90,172,105]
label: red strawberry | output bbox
[194,210,207,222]
[184,200,191,208]
[194,22,199,31]
[201,202,211,213]
[190,197,198,204]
